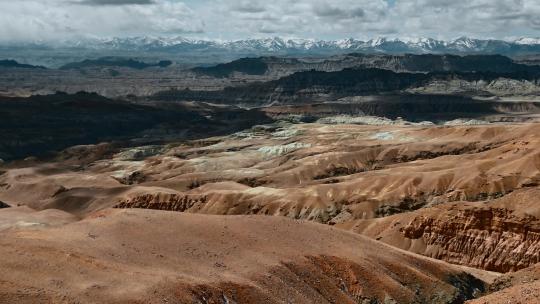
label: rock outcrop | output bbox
[114,193,207,212]
[401,207,540,272]
[153,66,540,106]
[345,187,540,273]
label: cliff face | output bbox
[114,193,207,212]
[401,207,540,272]
[152,65,540,106]
[152,68,432,105]
[191,54,540,79]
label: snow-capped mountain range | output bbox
[36,36,540,54]
[3,37,540,66]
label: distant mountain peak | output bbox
[4,36,540,57]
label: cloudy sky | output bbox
[1,0,539,42]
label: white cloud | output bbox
[0,0,539,42]
[76,0,156,5]
[0,0,202,42]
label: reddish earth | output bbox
[341,189,540,272]
[3,123,540,219]
[467,264,540,303]
[0,209,489,303]
[469,281,540,304]
[2,122,540,302]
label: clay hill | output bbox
[2,119,540,302]
[467,264,540,303]
[0,208,489,303]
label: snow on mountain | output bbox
[6,36,540,55]
[451,37,480,50]
[514,37,540,45]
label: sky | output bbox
[1,0,540,42]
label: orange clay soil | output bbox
[467,264,540,304]
[2,123,539,221]
[0,208,492,304]
[3,122,540,302]
[339,188,540,273]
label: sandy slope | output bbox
[2,122,540,302]
[468,281,540,304]
[2,123,540,221]
[0,208,490,303]
[0,206,77,231]
[468,264,540,303]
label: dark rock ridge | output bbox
[263,95,540,122]
[60,57,172,70]
[152,67,540,105]
[193,54,540,77]
[0,59,46,69]
[153,68,430,104]
[192,57,269,77]
[0,201,10,208]
[0,92,272,161]
[345,53,540,73]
